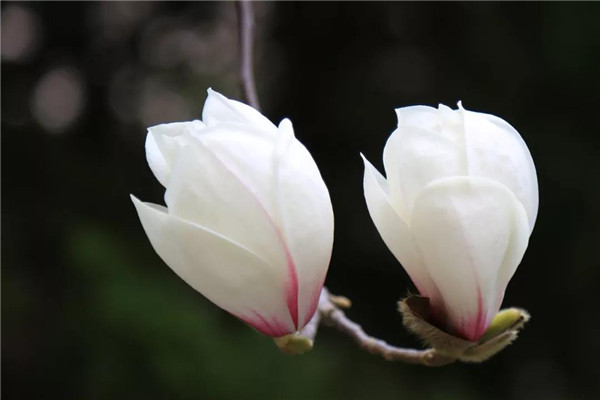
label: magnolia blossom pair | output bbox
[132,89,538,342]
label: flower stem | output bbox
[235,0,261,111]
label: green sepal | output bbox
[273,333,313,355]
[478,308,530,343]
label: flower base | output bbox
[398,296,530,362]
[273,333,314,355]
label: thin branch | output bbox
[318,288,455,367]
[235,0,261,110]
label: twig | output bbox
[235,1,455,367]
[235,0,261,110]
[317,288,455,366]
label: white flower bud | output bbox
[362,103,538,341]
[132,89,334,337]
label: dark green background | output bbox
[3,2,599,399]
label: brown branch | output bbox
[317,288,455,367]
[235,0,261,110]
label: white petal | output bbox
[361,154,441,301]
[202,88,277,134]
[193,124,278,212]
[145,120,205,187]
[274,119,334,328]
[410,176,529,341]
[131,195,296,336]
[163,137,287,270]
[437,103,461,125]
[384,106,440,220]
[383,117,464,220]
[395,105,439,131]
[460,105,539,231]
[494,187,530,312]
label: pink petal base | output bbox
[235,311,292,337]
[283,244,299,330]
[428,289,491,342]
[234,280,325,338]
[454,291,489,342]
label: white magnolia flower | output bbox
[131,89,334,337]
[362,103,538,341]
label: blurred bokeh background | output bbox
[2,2,599,399]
